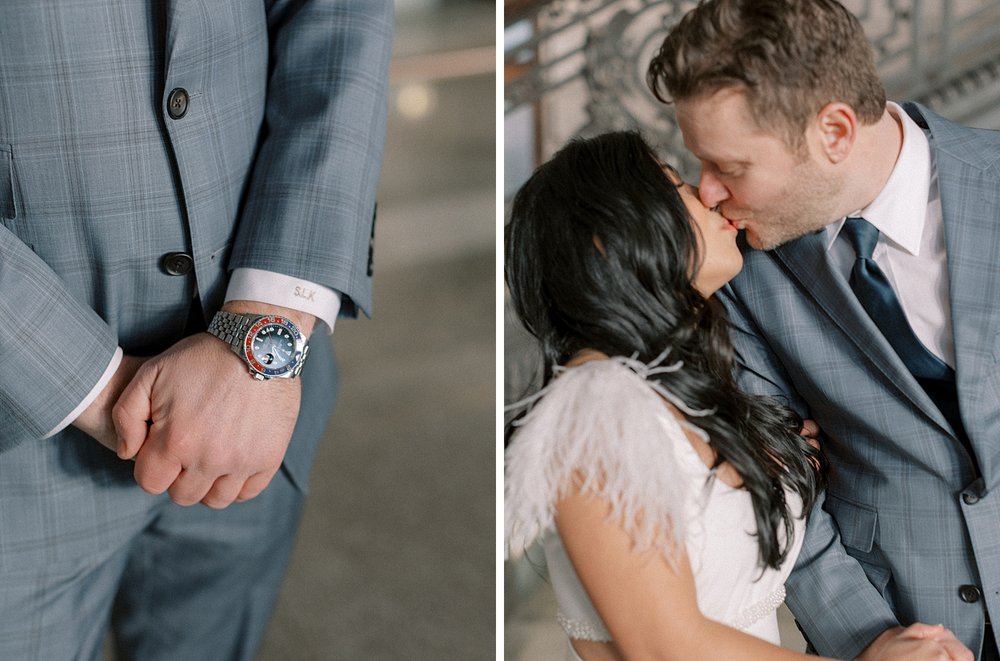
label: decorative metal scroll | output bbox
[504,0,1000,175]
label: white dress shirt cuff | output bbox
[224,268,341,334]
[44,346,123,439]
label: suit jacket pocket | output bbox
[825,492,894,602]
[826,492,893,606]
[0,146,16,220]
[825,492,878,553]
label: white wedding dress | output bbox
[505,357,805,660]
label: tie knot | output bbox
[842,217,879,260]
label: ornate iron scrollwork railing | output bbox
[504,0,1000,181]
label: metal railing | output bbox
[504,0,1000,178]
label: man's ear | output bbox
[814,102,857,164]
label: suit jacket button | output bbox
[167,88,189,119]
[161,252,193,276]
[959,585,982,603]
[963,478,986,505]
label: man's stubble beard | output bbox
[743,156,844,251]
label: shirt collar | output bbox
[823,102,932,255]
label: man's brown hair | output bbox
[647,0,885,147]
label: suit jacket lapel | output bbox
[919,104,1000,470]
[772,230,954,435]
[163,0,189,69]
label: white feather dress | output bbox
[505,357,805,659]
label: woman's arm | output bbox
[555,486,970,661]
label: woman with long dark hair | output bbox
[504,131,968,661]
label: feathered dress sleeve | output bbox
[505,357,712,565]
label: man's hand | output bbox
[800,418,821,449]
[855,624,973,661]
[113,302,313,509]
[72,355,149,452]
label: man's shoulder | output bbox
[727,231,832,313]
[901,101,1000,165]
[729,240,794,301]
[734,234,788,274]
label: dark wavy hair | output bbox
[505,131,824,570]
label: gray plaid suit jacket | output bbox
[0,0,391,567]
[719,102,1000,659]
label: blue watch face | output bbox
[250,324,296,370]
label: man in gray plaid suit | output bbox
[0,1,392,659]
[649,0,1000,659]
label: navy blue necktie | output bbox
[841,217,952,381]
[842,218,974,466]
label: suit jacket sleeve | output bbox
[0,226,118,451]
[228,0,394,319]
[717,283,899,659]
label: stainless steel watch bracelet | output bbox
[206,310,253,356]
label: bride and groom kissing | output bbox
[506,0,1000,659]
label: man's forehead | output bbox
[676,90,779,160]
[676,87,750,121]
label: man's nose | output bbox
[698,171,729,208]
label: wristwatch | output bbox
[207,310,309,380]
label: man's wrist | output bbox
[220,300,317,337]
[854,626,904,661]
[70,353,147,451]
[224,268,341,334]
[63,348,124,438]
[210,303,313,381]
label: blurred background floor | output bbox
[257,1,495,659]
